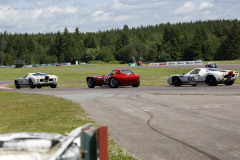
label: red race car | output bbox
[86,69,140,88]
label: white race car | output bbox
[14,73,58,89]
[0,123,105,160]
[167,68,239,86]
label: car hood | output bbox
[171,74,185,77]
[0,132,65,160]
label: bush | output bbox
[108,61,122,64]
[87,60,106,64]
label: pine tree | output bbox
[84,33,97,48]
[163,25,182,60]
[218,20,240,60]
[3,53,13,65]
[148,43,158,61]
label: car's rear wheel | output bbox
[50,84,57,88]
[14,80,20,89]
[224,80,234,86]
[87,78,95,88]
[29,80,36,89]
[206,76,217,86]
[37,85,42,89]
[172,77,181,86]
[109,78,118,88]
[132,81,140,87]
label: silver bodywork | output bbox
[167,68,239,86]
[0,124,93,160]
[14,73,58,89]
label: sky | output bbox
[0,0,239,34]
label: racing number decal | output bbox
[188,77,195,83]
[104,77,109,83]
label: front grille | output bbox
[45,76,49,82]
[224,74,235,80]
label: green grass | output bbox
[0,91,134,160]
[1,64,239,88]
[0,91,93,133]
[0,61,239,159]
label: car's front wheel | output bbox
[29,80,36,89]
[87,78,95,88]
[15,80,20,89]
[224,80,234,86]
[172,77,181,86]
[206,76,217,86]
[50,84,57,88]
[132,81,140,87]
[109,78,118,88]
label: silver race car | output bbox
[167,68,239,86]
[0,124,106,160]
[14,73,58,89]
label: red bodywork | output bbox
[86,69,140,87]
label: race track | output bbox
[6,85,240,160]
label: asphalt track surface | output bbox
[1,64,240,160]
[2,84,239,160]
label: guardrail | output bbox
[150,60,203,66]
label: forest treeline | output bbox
[0,19,240,65]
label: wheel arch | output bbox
[205,74,215,82]
[87,77,95,88]
[108,77,119,85]
[109,77,119,88]
[172,76,181,82]
[29,78,35,84]
[205,74,218,86]
[172,76,182,86]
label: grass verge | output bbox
[0,91,135,160]
[3,65,240,88]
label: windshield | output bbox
[22,74,28,78]
[33,73,48,76]
[207,68,225,72]
[120,70,134,75]
[189,69,201,74]
[108,70,116,76]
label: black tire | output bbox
[206,76,217,86]
[172,77,182,86]
[50,84,57,88]
[109,78,118,88]
[132,81,140,87]
[14,80,20,89]
[37,85,42,89]
[29,80,36,89]
[224,80,234,86]
[87,78,95,88]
